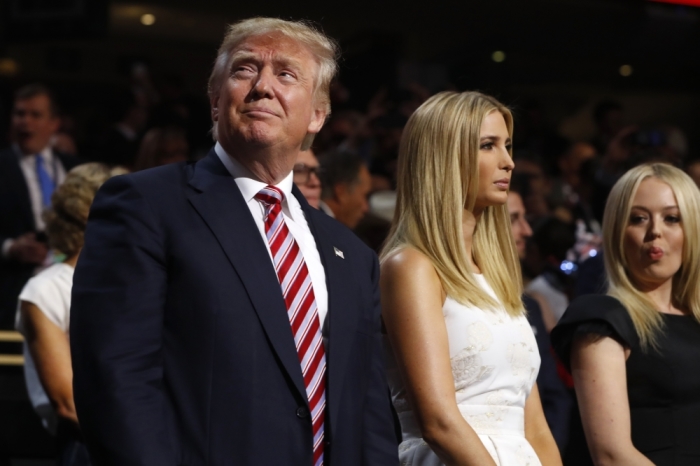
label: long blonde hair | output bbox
[603,163,700,349]
[380,91,524,316]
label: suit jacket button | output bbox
[296,407,310,418]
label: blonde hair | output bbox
[207,17,339,142]
[603,163,700,349]
[380,91,523,316]
[44,163,128,257]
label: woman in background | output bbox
[17,163,126,465]
[552,163,700,465]
[381,91,560,465]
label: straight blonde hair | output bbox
[603,163,700,349]
[380,91,524,316]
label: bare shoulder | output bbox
[381,247,441,287]
[380,247,445,308]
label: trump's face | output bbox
[211,33,327,154]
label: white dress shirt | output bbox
[16,144,67,232]
[215,143,329,330]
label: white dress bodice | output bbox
[384,274,542,466]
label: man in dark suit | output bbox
[0,84,78,329]
[70,18,399,466]
[507,186,573,451]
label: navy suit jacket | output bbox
[70,150,399,466]
[0,147,78,328]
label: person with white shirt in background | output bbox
[0,84,79,329]
[17,163,125,466]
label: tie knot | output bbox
[255,185,284,206]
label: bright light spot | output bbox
[492,51,506,63]
[589,249,598,257]
[619,64,633,77]
[140,13,156,26]
[0,58,18,76]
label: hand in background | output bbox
[9,232,49,265]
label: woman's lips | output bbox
[648,246,664,260]
[494,179,510,190]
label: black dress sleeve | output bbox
[550,294,639,371]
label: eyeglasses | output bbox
[293,163,323,184]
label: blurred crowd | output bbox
[0,68,697,464]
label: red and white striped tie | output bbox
[255,186,326,466]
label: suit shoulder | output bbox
[308,208,375,257]
[110,162,192,194]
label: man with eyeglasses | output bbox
[294,149,323,209]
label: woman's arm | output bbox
[21,300,78,424]
[571,335,653,466]
[381,249,496,466]
[524,383,562,465]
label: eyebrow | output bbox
[229,51,304,72]
[630,205,679,211]
[480,135,512,144]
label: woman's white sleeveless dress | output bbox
[384,274,542,466]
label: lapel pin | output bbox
[334,247,344,259]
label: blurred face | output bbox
[294,149,321,208]
[211,34,326,154]
[624,177,684,291]
[336,165,371,229]
[474,111,514,213]
[507,191,533,260]
[11,94,60,155]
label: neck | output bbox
[63,253,79,268]
[639,278,682,315]
[221,140,298,185]
[462,208,482,273]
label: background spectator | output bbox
[0,84,80,329]
[17,163,126,465]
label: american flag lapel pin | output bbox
[334,247,344,259]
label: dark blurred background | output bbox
[0,0,698,157]
[0,0,699,464]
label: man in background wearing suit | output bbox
[71,18,399,466]
[0,84,78,329]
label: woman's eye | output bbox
[480,143,493,150]
[505,144,513,152]
[629,215,647,224]
[666,215,681,223]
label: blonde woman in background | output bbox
[552,163,700,465]
[381,91,561,466]
[17,163,126,466]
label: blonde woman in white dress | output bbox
[381,91,561,466]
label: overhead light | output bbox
[492,51,506,63]
[619,64,633,77]
[140,13,156,26]
[0,58,19,77]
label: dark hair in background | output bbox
[532,216,576,263]
[508,173,531,200]
[14,83,60,117]
[319,150,366,199]
[592,100,622,126]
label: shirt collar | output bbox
[215,142,298,219]
[13,143,52,161]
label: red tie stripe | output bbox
[255,186,326,466]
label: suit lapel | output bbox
[295,187,360,433]
[186,151,307,400]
